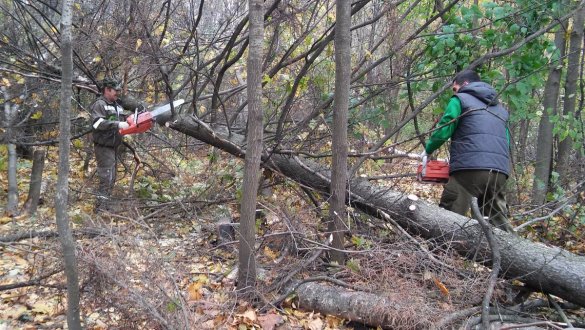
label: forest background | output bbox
[1,0,585,329]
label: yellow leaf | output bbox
[0,216,12,224]
[135,39,142,51]
[1,78,11,87]
[31,111,42,120]
[264,246,279,260]
[187,282,203,301]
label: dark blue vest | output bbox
[449,82,510,176]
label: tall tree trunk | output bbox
[517,118,530,165]
[56,0,82,328]
[471,0,479,36]
[533,28,566,205]
[2,87,18,216]
[237,0,264,296]
[328,0,351,264]
[557,6,585,187]
[23,148,46,216]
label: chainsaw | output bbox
[417,159,450,183]
[119,99,185,136]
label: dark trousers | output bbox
[94,144,117,209]
[439,170,514,233]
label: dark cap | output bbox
[101,78,122,91]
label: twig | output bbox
[514,202,569,232]
[547,294,573,328]
[0,227,110,243]
[264,235,333,301]
[499,321,565,330]
[376,210,464,275]
[434,306,481,329]
[123,140,141,196]
[471,197,501,330]
[434,306,530,330]
[0,268,63,291]
[465,315,559,330]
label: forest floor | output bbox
[1,143,584,329]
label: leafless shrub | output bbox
[78,231,196,329]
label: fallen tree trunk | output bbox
[294,281,430,329]
[170,114,585,307]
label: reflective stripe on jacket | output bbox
[91,96,123,147]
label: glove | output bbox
[420,151,429,177]
[118,121,130,129]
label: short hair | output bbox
[453,70,481,85]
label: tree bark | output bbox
[295,281,422,329]
[557,5,585,187]
[23,148,46,215]
[532,28,566,205]
[237,0,264,295]
[169,116,585,307]
[2,87,18,216]
[56,0,82,328]
[328,0,352,264]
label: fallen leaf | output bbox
[31,301,54,315]
[240,308,257,322]
[433,277,450,297]
[307,317,324,330]
[264,246,279,260]
[258,313,283,330]
[187,282,203,301]
[1,304,28,319]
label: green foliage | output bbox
[411,1,557,125]
[546,171,566,202]
[165,299,180,313]
[350,235,372,250]
[346,258,361,273]
[550,112,585,154]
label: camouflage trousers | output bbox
[439,170,515,233]
[94,144,117,210]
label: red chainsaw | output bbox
[119,99,185,136]
[417,159,450,183]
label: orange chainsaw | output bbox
[417,160,450,183]
[119,99,185,136]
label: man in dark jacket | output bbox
[421,70,514,232]
[91,78,130,212]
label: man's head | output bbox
[452,70,481,93]
[100,78,122,102]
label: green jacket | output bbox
[425,97,509,154]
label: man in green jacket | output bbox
[421,70,514,233]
